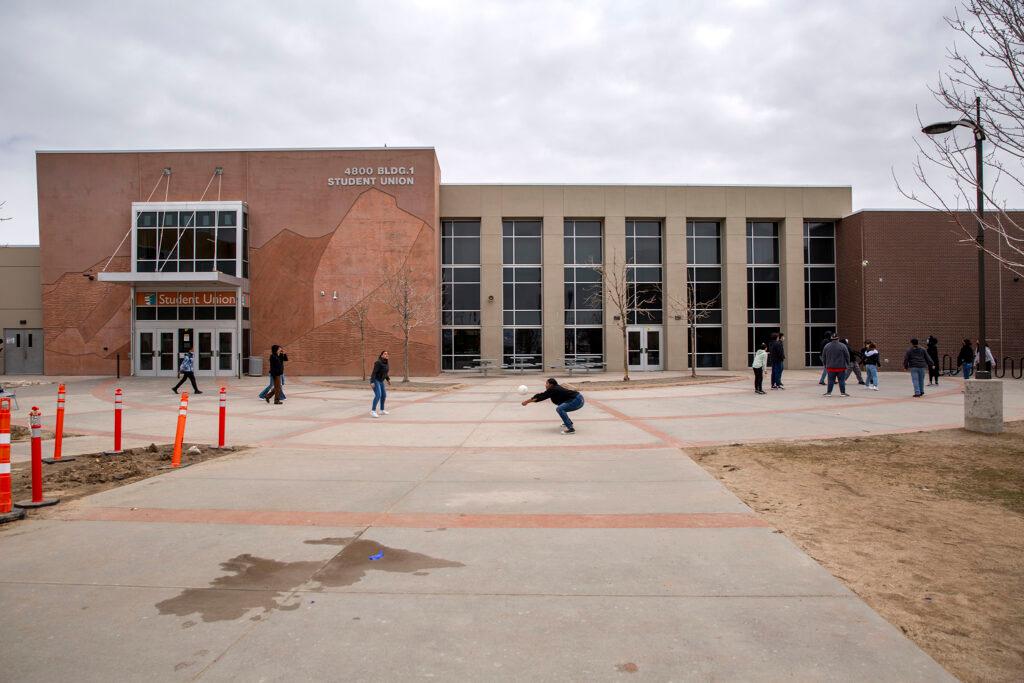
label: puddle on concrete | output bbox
[156,537,463,623]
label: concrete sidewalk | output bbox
[0,371,988,680]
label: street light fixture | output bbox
[922,96,990,379]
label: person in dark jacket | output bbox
[370,351,391,418]
[172,346,202,395]
[926,335,940,385]
[903,338,934,397]
[818,331,832,385]
[842,338,866,385]
[957,338,974,379]
[521,378,584,434]
[768,333,786,390]
[265,345,287,404]
[821,334,852,397]
[259,347,288,402]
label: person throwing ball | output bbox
[521,378,584,434]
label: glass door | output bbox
[216,330,234,376]
[158,330,176,374]
[137,331,156,375]
[197,331,214,373]
[627,326,663,372]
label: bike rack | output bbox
[995,356,1023,379]
[942,354,956,375]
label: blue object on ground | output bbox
[368,550,384,561]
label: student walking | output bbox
[842,338,866,385]
[370,351,391,418]
[926,335,940,385]
[957,338,974,379]
[521,378,585,434]
[172,346,202,395]
[821,333,851,397]
[768,332,786,389]
[863,341,880,390]
[903,338,934,397]
[752,342,768,394]
[264,345,287,405]
[258,347,288,401]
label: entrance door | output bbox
[215,330,235,376]
[136,329,177,376]
[137,330,157,376]
[627,326,663,372]
[157,330,177,374]
[4,329,44,374]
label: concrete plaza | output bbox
[3,369,1015,680]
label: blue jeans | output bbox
[962,362,973,379]
[771,362,784,387]
[910,367,926,395]
[819,367,827,383]
[259,373,285,400]
[865,365,878,387]
[826,370,846,395]
[371,379,387,411]
[555,394,584,429]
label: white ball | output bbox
[517,385,529,394]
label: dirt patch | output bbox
[155,538,464,622]
[10,443,245,508]
[575,374,740,390]
[317,379,466,392]
[10,424,60,442]
[690,422,1024,683]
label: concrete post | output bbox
[479,215,503,362]
[964,379,1004,433]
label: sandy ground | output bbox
[692,422,1024,683]
[9,443,240,508]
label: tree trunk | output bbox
[621,325,630,382]
[402,325,410,382]
[689,321,697,378]
[359,324,366,381]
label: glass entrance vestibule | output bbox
[136,326,240,377]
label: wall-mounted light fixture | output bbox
[613,315,621,321]
[319,290,325,296]
[332,291,338,300]
[487,295,494,302]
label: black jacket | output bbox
[842,341,860,363]
[532,384,580,405]
[768,340,785,363]
[371,359,390,382]
[904,346,933,369]
[926,339,939,364]
[269,352,288,377]
[957,344,974,365]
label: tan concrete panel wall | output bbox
[542,215,564,368]
[479,216,503,362]
[0,247,42,328]
[722,215,748,370]
[604,215,627,374]
[664,216,687,370]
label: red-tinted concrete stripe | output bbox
[65,507,771,529]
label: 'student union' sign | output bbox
[136,291,243,307]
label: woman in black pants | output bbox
[926,335,940,385]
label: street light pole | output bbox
[922,95,990,378]
[973,96,990,378]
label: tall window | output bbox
[135,204,247,277]
[564,219,603,364]
[441,220,481,370]
[625,220,663,324]
[747,221,781,363]
[686,220,723,367]
[804,221,837,366]
[502,219,543,365]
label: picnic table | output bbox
[466,358,498,376]
[503,355,543,373]
[549,356,606,376]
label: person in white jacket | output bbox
[975,341,996,375]
[751,342,768,395]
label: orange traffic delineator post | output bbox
[16,407,59,509]
[0,397,27,524]
[43,383,75,464]
[170,392,189,469]
[103,388,124,456]
[213,386,227,449]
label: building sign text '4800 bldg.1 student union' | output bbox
[327,166,416,187]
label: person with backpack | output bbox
[751,342,768,395]
[264,345,288,405]
[172,346,202,395]
[862,341,880,391]
[903,338,934,397]
[926,335,940,385]
[957,338,974,379]
[821,333,851,397]
[521,378,585,434]
[768,332,786,390]
[370,350,391,418]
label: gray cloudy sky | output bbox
[0,0,1010,244]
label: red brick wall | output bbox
[38,149,441,377]
[837,211,1024,372]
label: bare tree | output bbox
[897,0,1024,275]
[379,264,436,383]
[683,284,721,378]
[589,258,658,382]
[0,201,11,221]
[346,293,374,381]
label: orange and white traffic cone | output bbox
[0,397,27,524]
[16,407,59,509]
[43,383,75,464]
[213,386,227,449]
[103,388,124,456]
